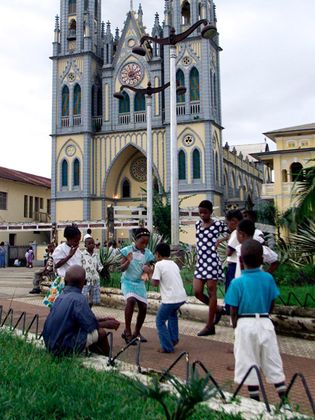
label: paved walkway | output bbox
[0,268,314,416]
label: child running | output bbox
[81,237,103,307]
[120,228,154,344]
[225,239,288,405]
[193,200,228,336]
[152,243,187,353]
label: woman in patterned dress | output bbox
[193,200,228,336]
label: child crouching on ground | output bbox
[225,240,287,404]
[43,265,120,356]
[81,237,103,307]
[152,243,187,353]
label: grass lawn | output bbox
[0,332,242,420]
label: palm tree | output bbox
[291,159,315,223]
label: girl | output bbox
[193,200,228,336]
[120,228,154,344]
[43,224,82,308]
[81,237,103,307]
[26,247,34,268]
[0,242,6,268]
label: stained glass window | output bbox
[122,179,131,198]
[178,150,186,180]
[193,149,201,179]
[69,0,76,14]
[190,67,200,101]
[73,84,81,115]
[119,91,130,114]
[134,92,145,112]
[176,69,185,103]
[73,159,80,187]
[62,86,70,117]
[62,160,68,188]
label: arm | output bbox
[54,246,79,269]
[266,261,279,274]
[120,253,132,272]
[269,300,275,314]
[151,279,160,288]
[230,306,239,329]
[226,246,236,257]
[215,235,229,249]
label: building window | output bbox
[73,84,81,115]
[282,169,288,183]
[24,195,28,218]
[288,141,296,149]
[290,162,303,182]
[181,0,191,25]
[190,67,200,101]
[62,160,69,188]
[122,179,131,198]
[40,198,44,209]
[0,192,7,210]
[84,0,88,11]
[176,69,185,103]
[178,150,186,180]
[119,91,130,114]
[69,0,76,14]
[29,196,33,218]
[213,73,217,108]
[215,152,219,183]
[62,86,70,117]
[73,159,80,187]
[47,199,51,215]
[35,197,39,213]
[192,149,201,179]
[134,92,145,112]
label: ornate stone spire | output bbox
[138,3,143,25]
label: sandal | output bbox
[121,331,137,346]
[132,334,147,343]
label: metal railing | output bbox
[159,352,190,383]
[192,360,226,401]
[282,373,315,414]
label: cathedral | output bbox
[51,0,264,242]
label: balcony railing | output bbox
[176,104,186,116]
[118,113,130,125]
[61,117,70,128]
[261,183,275,197]
[67,29,76,40]
[190,101,200,115]
[92,116,102,132]
[134,111,146,124]
[73,115,81,126]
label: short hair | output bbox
[237,219,255,237]
[64,224,81,240]
[134,228,150,240]
[243,210,257,223]
[198,200,213,212]
[155,243,171,258]
[87,228,92,234]
[241,239,263,268]
[226,210,243,221]
[0,242,4,246]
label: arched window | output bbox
[69,19,76,31]
[69,0,76,14]
[94,0,98,17]
[97,88,102,116]
[176,69,185,103]
[181,1,191,25]
[134,92,146,112]
[282,169,288,183]
[192,149,201,179]
[122,179,131,198]
[213,73,217,107]
[84,0,88,12]
[119,91,130,114]
[73,159,80,187]
[190,67,200,101]
[178,150,186,180]
[290,162,303,182]
[73,84,81,116]
[215,152,219,183]
[61,160,68,188]
[62,86,70,117]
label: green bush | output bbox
[274,263,315,286]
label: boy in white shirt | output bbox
[152,243,187,353]
[243,210,265,244]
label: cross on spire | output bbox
[130,0,134,11]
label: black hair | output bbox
[64,224,81,240]
[243,210,257,223]
[155,243,171,258]
[0,242,4,246]
[237,219,255,237]
[226,210,243,221]
[87,228,92,234]
[198,200,213,212]
[134,228,150,240]
[241,239,263,268]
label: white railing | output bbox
[73,115,81,126]
[176,104,186,116]
[261,183,275,197]
[92,116,102,131]
[118,113,130,125]
[135,112,146,124]
[61,117,70,128]
[190,101,200,115]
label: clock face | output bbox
[120,63,143,86]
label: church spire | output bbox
[138,3,143,26]
[130,0,134,11]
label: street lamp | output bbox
[133,20,217,245]
[114,81,186,232]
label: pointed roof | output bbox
[0,166,51,188]
[264,123,315,142]
[232,143,269,162]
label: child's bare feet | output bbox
[157,348,174,354]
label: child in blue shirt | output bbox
[120,228,154,344]
[225,239,287,405]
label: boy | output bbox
[43,265,120,356]
[243,210,265,244]
[225,240,287,404]
[152,243,187,353]
[30,243,55,294]
[235,219,278,279]
[82,237,103,307]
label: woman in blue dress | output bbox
[120,228,154,344]
[0,242,6,268]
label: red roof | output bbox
[0,166,51,189]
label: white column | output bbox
[146,95,153,232]
[170,45,179,245]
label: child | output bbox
[81,237,103,307]
[225,239,287,404]
[193,200,229,336]
[0,242,6,268]
[235,219,278,278]
[43,265,120,356]
[243,210,265,244]
[29,243,55,294]
[152,243,187,353]
[25,247,34,268]
[120,228,154,344]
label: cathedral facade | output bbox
[51,0,263,242]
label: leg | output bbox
[156,304,175,353]
[124,297,137,336]
[133,300,147,337]
[207,279,217,329]
[30,271,43,293]
[168,302,183,344]
[248,385,260,401]
[274,382,287,402]
[193,278,208,305]
[225,263,236,315]
[89,329,110,356]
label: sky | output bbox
[0,0,315,178]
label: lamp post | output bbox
[114,81,172,232]
[132,20,217,245]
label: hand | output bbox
[97,316,117,322]
[142,265,151,274]
[127,252,133,262]
[141,272,150,282]
[69,246,78,258]
[102,319,120,330]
